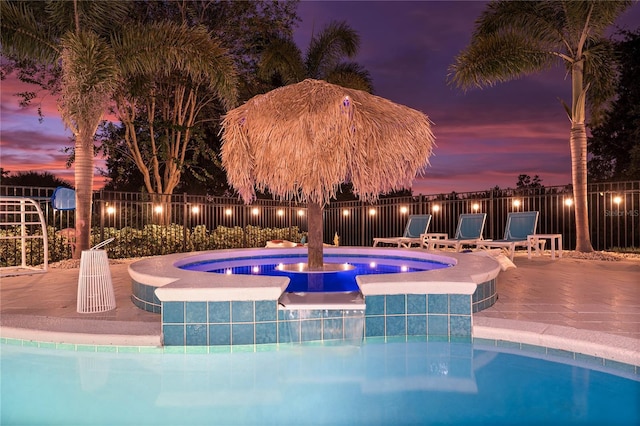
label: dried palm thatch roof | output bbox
[221,79,435,205]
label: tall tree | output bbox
[1,0,129,255]
[448,0,632,253]
[257,20,373,92]
[109,22,238,223]
[588,29,640,181]
[100,1,296,198]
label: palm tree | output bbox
[1,0,128,256]
[448,0,632,253]
[257,20,373,92]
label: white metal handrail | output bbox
[0,197,48,276]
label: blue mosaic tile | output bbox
[209,301,230,323]
[496,340,520,349]
[547,348,574,359]
[255,300,277,322]
[232,323,255,345]
[365,295,384,315]
[301,320,322,342]
[325,310,343,318]
[278,320,298,343]
[186,324,207,345]
[162,302,184,323]
[407,315,427,336]
[209,324,230,346]
[186,302,207,323]
[255,322,277,344]
[386,295,406,315]
[449,295,470,315]
[407,294,426,314]
[232,301,254,323]
[428,295,448,314]
[427,315,448,336]
[365,316,384,337]
[163,324,184,345]
[386,315,406,336]
[323,318,343,340]
[449,315,471,336]
[344,317,364,336]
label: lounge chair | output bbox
[475,211,539,260]
[373,214,432,248]
[427,213,487,251]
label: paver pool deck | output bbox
[1,252,638,364]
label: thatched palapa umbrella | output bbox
[221,79,435,270]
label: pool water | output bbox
[180,254,451,292]
[1,341,638,425]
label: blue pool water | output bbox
[180,254,451,292]
[1,341,638,425]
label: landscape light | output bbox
[154,205,163,214]
[432,205,440,213]
[613,196,622,205]
[472,203,480,211]
[342,209,350,217]
[298,209,305,216]
[106,206,116,215]
[369,208,376,216]
[277,209,284,217]
[512,199,521,208]
[225,208,233,216]
[191,206,200,214]
[564,198,573,207]
[252,207,259,216]
[400,206,408,214]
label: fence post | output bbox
[99,198,105,243]
[183,193,188,252]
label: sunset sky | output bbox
[1,1,638,194]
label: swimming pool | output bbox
[2,341,638,425]
[178,253,452,293]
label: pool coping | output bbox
[1,316,638,369]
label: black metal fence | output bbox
[1,181,638,265]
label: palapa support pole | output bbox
[307,201,324,270]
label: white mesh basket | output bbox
[77,249,116,313]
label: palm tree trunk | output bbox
[74,139,94,257]
[570,123,594,252]
[307,201,324,270]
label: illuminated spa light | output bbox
[276,263,284,271]
[225,269,232,275]
[252,266,260,274]
[369,262,377,268]
[400,265,408,272]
